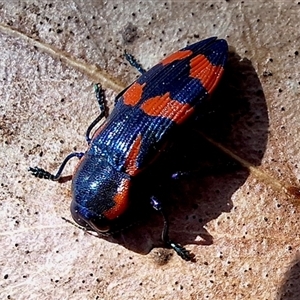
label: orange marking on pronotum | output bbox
[161,50,193,66]
[141,93,194,124]
[104,178,130,220]
[123,82,146,106]
[189,54,224,93]
[124,134,143,176]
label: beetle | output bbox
[29,37,228,261]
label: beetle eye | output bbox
[70,202,111,233]
[87,218,111,233]
[70,207,90,228]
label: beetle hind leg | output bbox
[150,196,194,261]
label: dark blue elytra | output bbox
[29,37,228,261]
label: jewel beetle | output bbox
[29,37,228,261]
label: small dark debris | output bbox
[151,248,172,266]
[262,71,272,77]
[122,22,138,44]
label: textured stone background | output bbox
[1,1,300,299]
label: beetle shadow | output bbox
[97,49,269,259]
[276,253,300,300]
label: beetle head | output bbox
[71,154,131,234]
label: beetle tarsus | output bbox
[85,84,107,144]
[29,152,84,181]
[150,195,194,261]
[29,166,57,180]
[124,50,146,74]
[168,241,194,261]
[94,84,107,117]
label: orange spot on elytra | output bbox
[104,178,130,220]
[161,50,193,66]
[124,135,143,176]
[123,82,145,106]
[189,54,224,93]
[141,93,194,124]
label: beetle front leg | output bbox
[29,152,84,181]
[150,196,193,261]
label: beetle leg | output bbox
[85,84,107,144]
[124,50,146,74]
[94,83,107,115]
[29,152,84,181]
[171,171,191,180]
[171,159,241,181]
[150,196,193,261]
